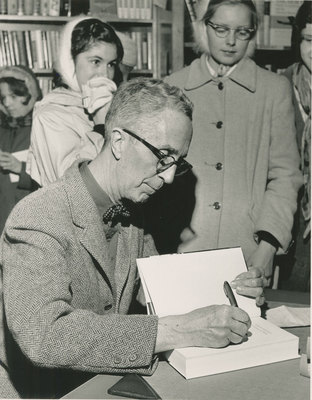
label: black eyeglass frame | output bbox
[118,127,192,176]
[205,20,255,41]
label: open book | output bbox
[137,247,299,379]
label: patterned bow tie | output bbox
[103,203,131,224]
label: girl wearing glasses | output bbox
[26,17,124,187]
[280,1,311,291]
[165,0,302,303]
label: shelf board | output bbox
[0,14,160,24]
[256,46,291,51]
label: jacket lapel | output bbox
[63,162,115,287]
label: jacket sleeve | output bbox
[1,208,158,375]
[255,76,303,254]
[27,105,101,187]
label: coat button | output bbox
[129,354,138,362]
[218,82,224,90]
[216,162,223,170]
[216,121,223,129]
[104,304,112,311]
[213,201,221,210]
[114,356,122,364]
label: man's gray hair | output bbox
[105,77,193,138]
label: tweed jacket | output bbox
[0,161,159,398]
[165,55,302,258]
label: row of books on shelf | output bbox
[0,30,60,70]
[0,0,73,16]
[117,0,153,20]
[129,30,152,70]
[255,0,303,48]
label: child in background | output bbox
[0,65,42,233]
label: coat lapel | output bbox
[62,162,115,287]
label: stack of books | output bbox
[117,0,153,20]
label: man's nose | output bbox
[226,30,236,46]
[158,165,176,184]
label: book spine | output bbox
[0,40,4,66]
[40,0,49,15]
[24,0,33,14]
[0,31,6,65]
[16,30,27,66]
[12,31,20,65]
[30,30,38,68]
[33,0,40,15]
[142,31,148,69]
[135,31,143,69]
[17,0,24,15]
[0,0,8,15]
[41,31,49,68]
[147,30,152,70]
[49,0,60,16]
[34,30,44,68]
[8,0,18,15]
[24,31,33,68]
[3,31,12,65]
[46,30,53,68]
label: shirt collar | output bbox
[185,53,257,93]
[206,56,237,78]
[79,161,114,219]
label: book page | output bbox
[137,248,259,318]
[9,149,29,183]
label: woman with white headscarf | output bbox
[26,17,124,187]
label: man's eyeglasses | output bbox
[205,20,255,41]
[118,128,192,176]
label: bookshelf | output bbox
[0,0,185,94]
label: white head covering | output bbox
[0,65,42,116]
[55,16,136,92]
[55,15,92,92]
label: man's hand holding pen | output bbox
[155,304,251,353]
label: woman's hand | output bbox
[0,150,22,174]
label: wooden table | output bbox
[64,290,310,400]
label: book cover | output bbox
[137,248,300,379]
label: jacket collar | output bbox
[184,54,257,93]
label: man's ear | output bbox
[110,129,125,160]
